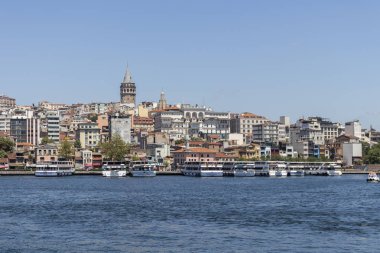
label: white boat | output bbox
[269,163,287,177]
[182,162,223,177]
[130,162,157,177]
[35,161,75,177]
[102,161,127,177]
[325,163,343,176]
[233,163,255,177]
[367,172,379,182]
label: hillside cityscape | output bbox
[0,66,379,170]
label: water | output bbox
[0,175,379,253]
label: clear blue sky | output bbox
[1,0,380,128]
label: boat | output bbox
[233,163,255,177]
[35,161,75,177]
[181,162,223,177]
[129,161,157,177]
[289,170,305,176]
[288,164,305,176]
[269,163,287,177]
[325,163,343,176]
[102,161,127,177]
[367,172,380,182]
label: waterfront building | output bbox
[343,142,362,166]
[290,118,324,146]
[172,147,217,168]
[224,144,261,160]
[35,144,58,162]
[46,111,60,143]
[252,122,280,145]
[120,67,136,106]
[230,112,270,144]
[76,122,100,149]
[0,95,16,111]
[146,143,170,164]
[109,114,132,144]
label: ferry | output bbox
[181,162,223,177]
[102,161,127,177]
[129,161,157,177]
[367,172,380,182]
[35,161,75,177]
[324,163,343,176]
[288,163,305,177]
[233,163,255,177]
[269,163,287,177]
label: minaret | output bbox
[120,66,136,105]
[158,91,167,110]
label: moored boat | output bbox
[130,161,157,177]
[367,172,380,182]
[325,163,343,176]
[269,163,287,177]
[181,162,223,177]
[102,161,127,177]
[35,161,75,177]
[233,163,255,177]
[289,170,305,176]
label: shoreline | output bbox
[0,169,370,176]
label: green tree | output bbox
[59,139,74,160]
[41,136,54,145]
[0,137,14,157]
[74,139,82,149]
[88,114,98,123]
[100,134,130,161]
[364,143,380,164]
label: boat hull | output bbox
[102,170,127,177]
[289,170,305,177]
[35,169,74,177]
[200,171,224,177]
[269,170,287,177]
[233,170,255,177]
[327,170,342,176]
[131,171,156,177]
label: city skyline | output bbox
[1,1,380,128]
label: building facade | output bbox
[109,114,132,144]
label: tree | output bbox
[88,114,98,123]
[364,143,380,164]
[74,140,82,149]
[100,134,130,161]
[41,136,54,145]
[0,137,14,157]
[59,139,74,160]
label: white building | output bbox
[343,142,362,166]
[47,110,60,143]
[345,121,362,139]
[230,112,270,144]
[0,113,11,132]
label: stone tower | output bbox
[120,66,136,105]
[158,91,167,110]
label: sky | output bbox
[1,0,380,128]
